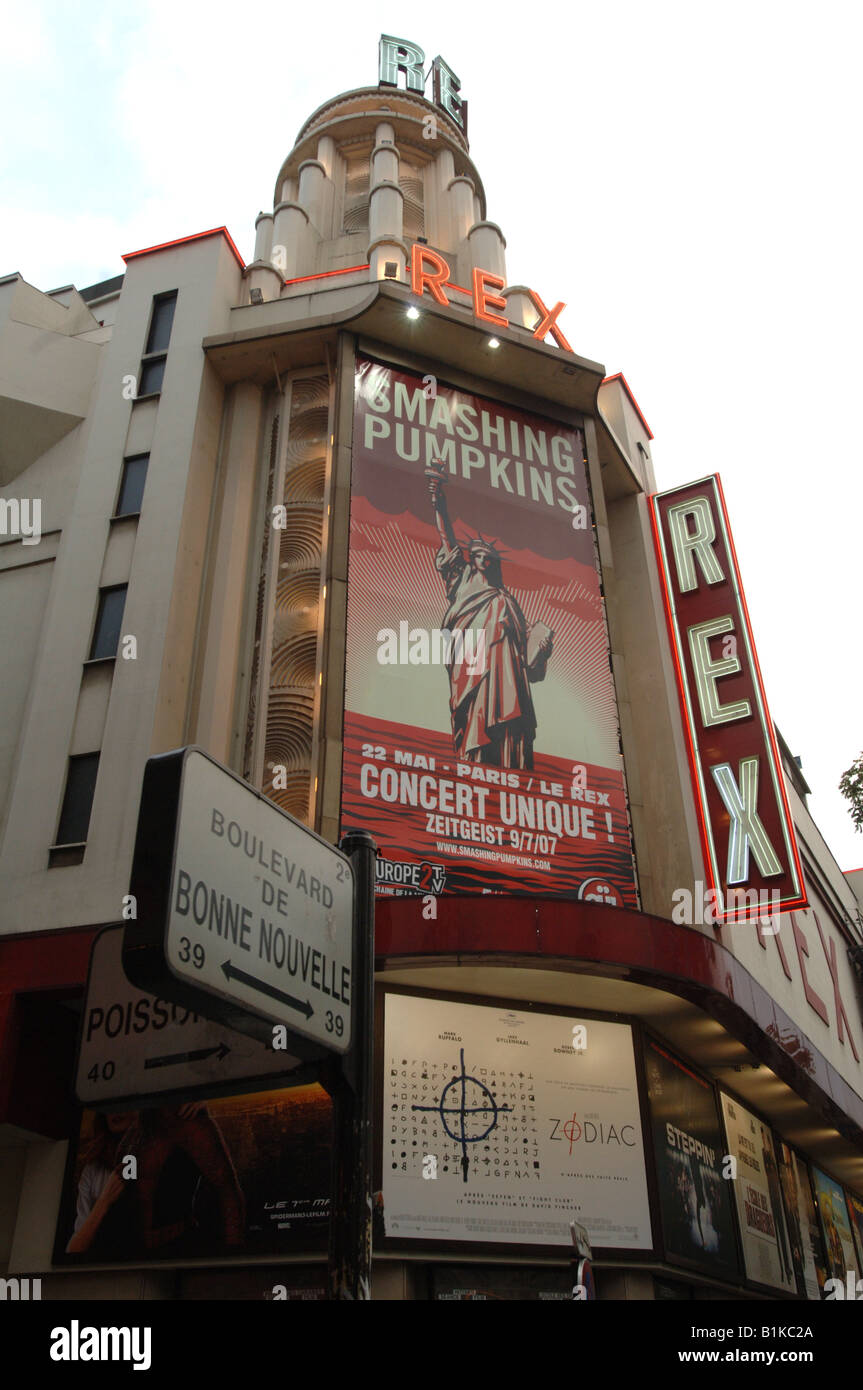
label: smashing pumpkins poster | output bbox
[341,357,637,904]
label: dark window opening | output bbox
[136,290,177,398]
[138,357,166,397]
[89,586,127,660]
[115,454,149,516]
[55,753,100,846]
[145,292,177,354]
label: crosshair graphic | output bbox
[412,1048,512,1183]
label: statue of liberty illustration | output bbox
[425,459,554,769]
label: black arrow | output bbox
[144,1042,231,1070]
[220,959,313,1020]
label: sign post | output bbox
[328,829,377,1301]
[120,747,378,1302]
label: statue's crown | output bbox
[468,534,498,554]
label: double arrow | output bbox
[221,958,314,1020]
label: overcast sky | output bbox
[2,1,860,872]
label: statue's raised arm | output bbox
[426,460,458,551]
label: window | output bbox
[55,753,100,846]
[138,358,166,396]
[115,454,149,516]
[89,585,127,660]
[145,293,176,354]
[137,290,177,398]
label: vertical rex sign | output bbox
[651,475,806,923]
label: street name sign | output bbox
[76,925,303,1106]
[123,748,355,1055]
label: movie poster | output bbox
[846,1190,863,1273]
[55,1085,331,1264]
[720,1094,796,1293]
[776,1143,827,1300]
[342,357,638,905]
[644,1041,738,1278]
[811,1167,861,1283]
[382,993,652,1249]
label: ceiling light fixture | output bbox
[488,337,500,349]
[406,306,420,320]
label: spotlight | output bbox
[406,306,420,320]
[488,337,500,349]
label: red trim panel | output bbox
[122,227,245,271]
[283,263,371,287]
[602,372,654,439]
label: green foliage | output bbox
[839,752,863,833]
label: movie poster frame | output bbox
[773,1137,831,1301]
[809,1162,863,1287]
[51,1078,334,1271]
[640,1027,839,1301]
[718,1087,819,1301]
[845,1187,863,1275]
[640,1027,744,1285]
[373,984,659,1263]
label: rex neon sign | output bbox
[651,475,807,923]
[410,244,573,353]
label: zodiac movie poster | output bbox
[342,357,638,904]
[644,1041,738,1279]
[382,993,651,1249]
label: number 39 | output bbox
[179,936,205,969]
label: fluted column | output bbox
[243,262,283,303]
[367,121,406,280]
[317,135,335,178]
[272,199,309,280]
[468,221,507,281]
[298,158,327,234]
[254,211,273,263]
[448,174,475,242]
[502,286,538,331]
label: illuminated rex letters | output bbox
[410,244,573,352]
[378,35,466,131]
[651,476,806,922]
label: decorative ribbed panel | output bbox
[243,414,280,782]
[342,157,370,235]
[400,163,425,241]
[260,373,330,823]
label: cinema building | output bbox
[2,38,863,1302]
